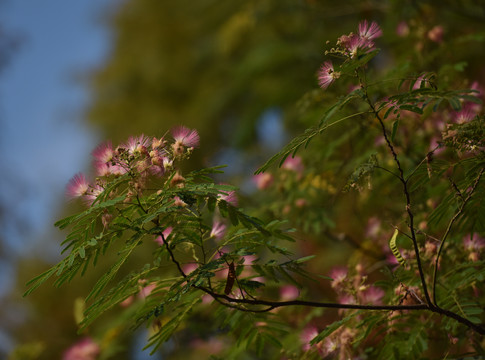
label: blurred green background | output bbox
[1,0,484,358]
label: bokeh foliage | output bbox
[6,0,485,359]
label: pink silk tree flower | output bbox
[92,141,114,165]
[171,126,200,148]
[138,283,157,299]
[300,326,319,352]
[396,21,410,37]
[84,185,104,206]
[123,135,151,155]
[218,189,238,207]
[279,285,300,301]
[463,234,484,262]
[358,20,383,42]
[347,34,374,56]
[427,25,444,43]
[210,220,227,240]
[182,263,198,274]
[93,162,110,177]
[360,286,385,305]
[63,337,100,360]
[412,74,429,90]
[173,196,187,207]
[338,293,356,305]
[453,104,475,124]
[66,173,90,199]
[151,136,166,149]
[281,155,304,174]
[149,150,169,177]
[317,61,340,90]
[252,173,274,190]
[329,266,348,289]
[154,227,173,245]
[463,234,485,251]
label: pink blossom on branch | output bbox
[463,233,485,261]
[329,266,348,289]
[281,155,304,174]
[317,61,340,90]
[182,263,198,274]
[463,233,485,251]
[149,149,169,176]
[171,125,200,148]
[218,188,238,207]
[396,21,410,37]
[337,20,382,57]
[279,285,300,301]
[338,293,356,305]
[427,25,444,43]
[63,337,100,360]
[360,286,385,305]
[138,283,157,299]
[452,104,476,124]
[412,74,428,90]
[84,185,104,206]
[66,173,90,199]
[122,134,151,155]
[210,220,227,240]
[358,20,383,42]
[347,34,374,57]
[252,172,274,190]
[173,196,187,207]
[300,326,319,352]
[92,140,114,165]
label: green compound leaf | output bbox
[311,311,362,345]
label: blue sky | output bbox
[0,2,286,356]
[0,3,165,357]
[0,7,126,346]
[0,0,117,259]
[0,1,121,353]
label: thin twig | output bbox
[364,92,433,306]
[375,165,401,181]
[192,285,485,334]
[160,232,187,279]
[432,168,484,305]
[160,229,485,334]
[404,146,440,182]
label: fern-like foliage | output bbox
[23,130,311,355]
[24,19,485,359]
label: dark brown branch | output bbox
[194,285,485,335]
[200,285,427,311]
[365,95,433,306]
[158,211,485,334]
[159,230,187,279]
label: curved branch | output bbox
[432,168,484,305]
[364,93,433,306]
[195,285,485,335]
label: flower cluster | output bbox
[300,324,356,359]
[66,125,199,208]
[337,20,382,58]
[63,337,100,360]
[463,233,485,262]
[317,20,382,90]
[329,264,385,306]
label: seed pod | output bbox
[224,262,236,295]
